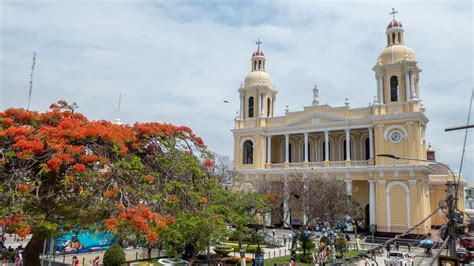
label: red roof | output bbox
[387,19,403,29]
[252,49,265,57]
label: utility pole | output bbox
[27,52,37,110]
[446,181,456,256]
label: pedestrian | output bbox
[407,243,411,252]
[283,235,286,245]
[272,228,275,238]
[386,243,391,255]
[72,256,79,266]
[394,241,399,251]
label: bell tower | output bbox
[372,8,422,105]
[238,39,277,122]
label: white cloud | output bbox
[1,1,472,179]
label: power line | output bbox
[341,203,445,263]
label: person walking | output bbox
[386,243,391,255]
[72,256,79,266]
[394,241,399,251]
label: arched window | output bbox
[322,141,331,161]
[392,33,396,44]
[301,142,311,162]
[243,140,253,164]
[248,97,254,118]
[343,139,352,160]
[398,33,401,43]
[258,61,261,70]
[390,76,398,102]
[267,98,271,117]
[364,138,370,160]
[253,61,257,70]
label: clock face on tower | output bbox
[389,130,402,143]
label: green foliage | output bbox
[300,234,315,255]
[335,234,348,257]
[320,236,331,246]
[214,244,233,256]
[103,244,126,266]
[296,253,313,263]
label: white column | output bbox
[267,135,272,164]
[304,133,309,162]
[368,180,376,227]
[285,134,290,163]
[345,128,351,161]
[386,192,391,232]
[377,76,383,104]
[345,180,353,196]
[283,174,290,227]
[240,95,244,119]
[410,72,416,99]
[368,127,374,159]
[404,71,411,101]
[264,212,272,227]
[324,130,329,161]
[258,93,262,117]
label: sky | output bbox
[1,0,473,180]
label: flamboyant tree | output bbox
[0,101,213,265]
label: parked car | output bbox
[460,237,474,251]
[384,251,413,266]
[457,248,472,264]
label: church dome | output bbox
[378,44,416,65]
[244,70,272,88]
[252,50,265,57]
[387,19,403,29]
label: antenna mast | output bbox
[27,52,37,110]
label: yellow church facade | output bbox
[232,16,463,234]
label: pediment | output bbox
[286,112,348,127]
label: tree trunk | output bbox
[23,233,46,266]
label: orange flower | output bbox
[203,159,214,168]
[146,231,158,242]
[19,184,28,192]
[73,163,86,172]
[0,219,4,227]
[15,225,31,238]
[105,218,118,230]
[199,196,208,204]
[144,175,154,182]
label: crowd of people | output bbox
[0,234,24,265]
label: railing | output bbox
[269,163,285,169]
[329,161,345,167]
[265,160,371,169]
[352,160,369,166]
[308,162,324,168]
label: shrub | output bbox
[214,245,233,256]
[103,244,126,266]
[296,253,313,263]
[320,236,331,246]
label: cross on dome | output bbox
[389,8,398,20]
[386,8,403,29]
[252,39,265,57]
[256,39,262,50]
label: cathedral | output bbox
[232,12,465,234]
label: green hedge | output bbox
[222,242,266,253]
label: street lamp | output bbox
[376,153,459,257]
[376,154,457,184]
